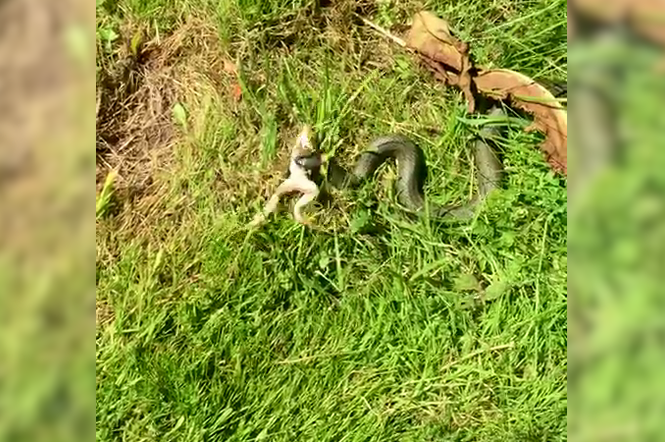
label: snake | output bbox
[306,106,506,221]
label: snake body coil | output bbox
[327,107,505,220]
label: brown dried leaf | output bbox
[405,11,567,174]
[406,12,465,71]
[223,59,238,75]
[231,83,242,102]
[405,11,476,112]
[221,58,242,101]
[475,69,568,174]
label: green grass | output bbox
[96,0,567,440]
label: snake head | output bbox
[295,152,326,171]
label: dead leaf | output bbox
[223,58,238,75]
[405,11,476,112]
[475,69,568,174]
[221,58,242,101]
[405,11,567,174]
[406,12,465,71]
[231,83,242,102]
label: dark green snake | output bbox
[315,106,506,221]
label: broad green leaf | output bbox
[130,31,143,57]
[485,279,509,301]
[172,102,188,129]
[454,273,480,292]
[96,169,117,219]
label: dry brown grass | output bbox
[95,299,114,328]
[95,17,234,204]
[94,16,271,263]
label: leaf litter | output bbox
[403,11,568,174]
